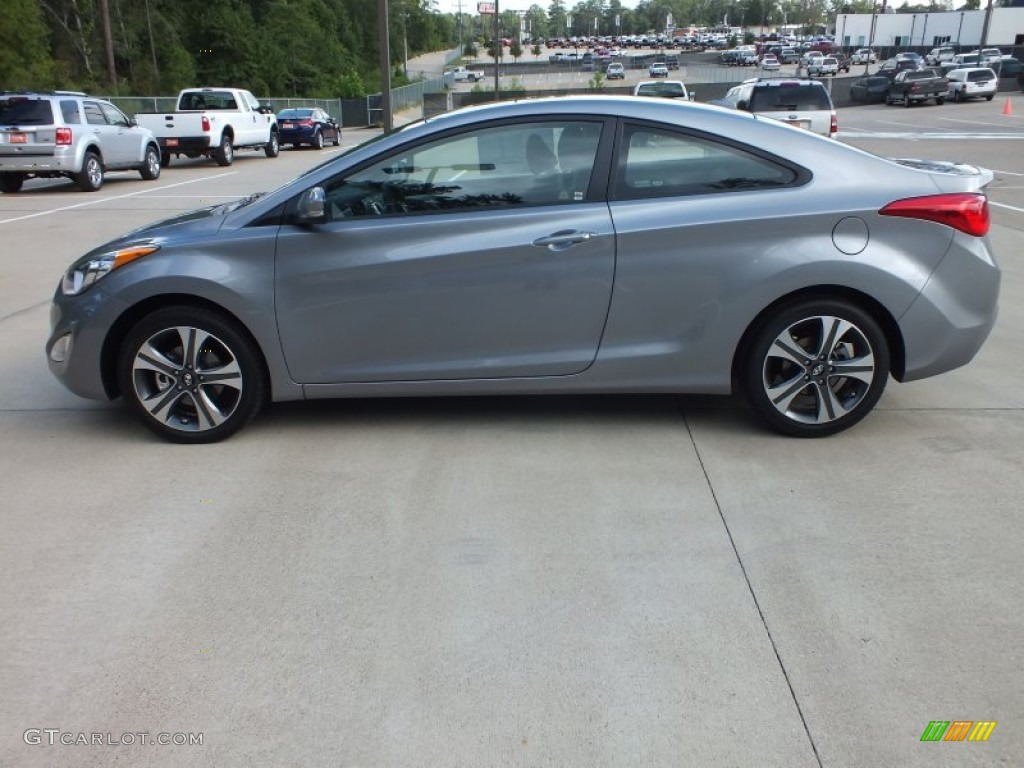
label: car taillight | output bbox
[201,115,210,132]
[55,127,73,145]
[298,119,313,127]
[830,111,838,136]
[880,193,989,237]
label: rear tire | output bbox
[903,95,910,107]
[160,151,172,168]
[0,172,25,193]
[139,144,161,180]
[985,94,993,101]
[935,96,945,105]
[213,134,233,166]
[264,131,279,158]
[742,299,889,438]
[76,151,104,192]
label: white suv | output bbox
[0,91,161,193]
[722,78,837,138]
[946,68,998,102]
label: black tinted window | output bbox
[750,84,831,111]
[968,70,994,81]
[0,98,53,125]
[615,125,800,200]
[60,100,81,124]
[83,102,106,125]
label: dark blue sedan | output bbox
[277,108,341,149]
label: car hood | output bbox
[891,158,994,193]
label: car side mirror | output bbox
[736,99,749,111]
[296,187,326,222]
[688,92,695,101]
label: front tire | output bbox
[0,172,25,193]
[213,134,233,166]
[742,299,889,437]
[312,129,324,150]
[264,130,279,157]
[139,144,161,180]
[117,306,267,443]
[332,129,341,147]
[76,151,104,192]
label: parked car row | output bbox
[849,66,1000,105]
[0,90,343,194]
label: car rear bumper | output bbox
[898,235,1000,381]
[0,150,76,173]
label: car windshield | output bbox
[750,84,831,111]
[0,98,54,125]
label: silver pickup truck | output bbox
[134,88,279,167]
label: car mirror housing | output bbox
[296,187,326,222]
[736,99,749,111]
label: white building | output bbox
[833,7,1024,50]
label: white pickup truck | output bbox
[449,66,485,82]
[134,88,279,167]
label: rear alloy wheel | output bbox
[139,144,161,180]
[743,300,889,437]
[0,172,25,193]
[313,130,324,149]
[214,134,234,166]
[76,151,104,192]
[264,130,279,158]
[118,307,266,443]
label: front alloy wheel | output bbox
[118,307,266,443]
[744,300,889,437]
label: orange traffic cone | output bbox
[1004,96,1013,116]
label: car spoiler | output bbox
[890,158,994,193]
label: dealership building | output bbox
[833,6,1024,51]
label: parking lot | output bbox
[1,100,1022,766]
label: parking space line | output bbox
[993,169,1024,176]
[990,201,1024,213]
[0,172,237,226]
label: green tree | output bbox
[510,38,523,62]
[0,0,55,88]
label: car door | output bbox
[97,102,139,166]
[602,121,809,378]
[274,118,616,384]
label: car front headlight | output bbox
[61,245,159,296]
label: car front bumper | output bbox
[46,286,129,401]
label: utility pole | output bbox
[491,0,499,100]
[980,0,994,50]
[378,0,392,130]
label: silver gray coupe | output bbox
[47,97,1000,442]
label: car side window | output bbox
[83,102,107,126]
[60,100,82,124]
[99,103,130,127]
[614,124,799,200]
[318,120,602,220]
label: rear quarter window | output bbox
[968,70,995,82]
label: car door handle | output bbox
[532,230,595,249]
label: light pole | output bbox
[378,0,391,130]
[956,11,964,51]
